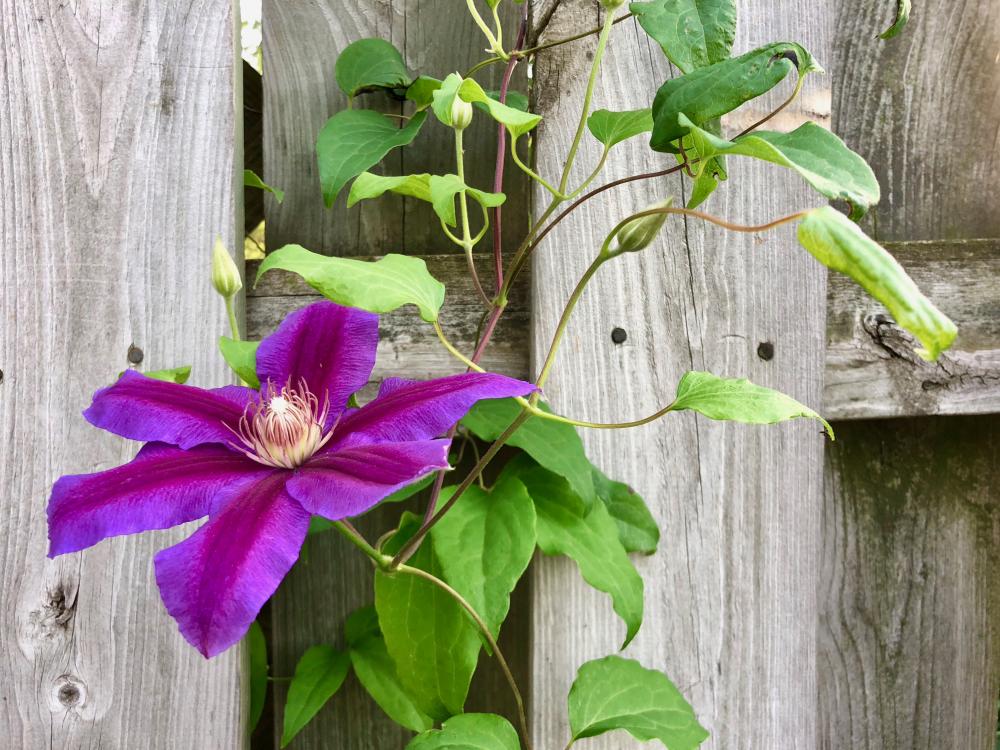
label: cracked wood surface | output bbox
[526,1,829,748]
[0,1,245,747]
[819,0,1000,748]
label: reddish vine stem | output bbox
[418,5,529,531]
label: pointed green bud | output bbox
[611,198,673,255]
[450,96,474,131]
[211,237,242,299]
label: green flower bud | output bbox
[211,237,242,299]
[600,0,627,9]
[450,96,474,131]
[611,198,674,255]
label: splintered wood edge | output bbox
[247,240,1000,420]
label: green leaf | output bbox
[244,168,284,203]
[348,172,433,205]
[317,109,427,207]
[308,474,436,535]
[797,206,956,360]
[587,108,654,149]
[335,38,412,97]
[432,73,541,137]
[374,513,481,721]
[430,475,536,638]
[348,172,504,229]
[344,605,381,646]
[281,645,351,747]
[568,656,709,749]
[351,634,435,732]
[428,174,505,228]
[141,365,192,384]
[519,465,644,647]
[218,337,259,388]
[678,115,879,219]
[879,0,911,39]
[630,0,737,73]
[406,76,443,109]
[247,621,268,733]
[650,42,821,151]
[257,244,446,322]
[593,467,659,555]
[482,89,530,113]
[461,398,597,507]
[406,713,520,750]
[670,371,833,438]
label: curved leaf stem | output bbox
[333,521,390,567]
[466,0,505,57]
[557,11,616,196]
[394,564,533,750]
[224,297,241,341]
[511,138,567,198]
[516,12,633,59]
[390,409,531,569]
[455,128,494,309]
[464,55,505,78]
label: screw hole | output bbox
[127,345,144,365]
[611,327,628,345]
[757,341,775,361]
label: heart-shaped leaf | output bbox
[568,656,708,749]
[669,371,833,438]
[651,42,821,151]
[218,337,259,388]
[678,114,880,219]
[335,38,412,97]
[317,109,427,207]
[630,0,737,73]
[281,645,351,747]
[587,108,654,149]
[257,244,445,323]
[406,713,520,750]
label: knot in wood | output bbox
[52,674,86,711]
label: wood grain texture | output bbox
[260,2,531,747]
[0,1,245,748]
[820,1,1000,747]
[262,0,528,257]
[527,2,829,748]
[825,239,1000,420]
[248,238,1000,421]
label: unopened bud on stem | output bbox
[450,97,474,131]
[610,198,674,255]
[211,237,243,299]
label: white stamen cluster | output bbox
[234,380,332,468]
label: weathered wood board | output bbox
[249,239,1000,420]
[260,1,530,746]
[0,1,245,747]
[527,2,829,748]
[820,0,1000,748]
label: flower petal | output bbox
[286,439,450,519]
[83,370,257,449]
[333,374,536,447]
[48,443,273,556]
[154,474,309,658]
[255,301,378,421]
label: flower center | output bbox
[233,380,332,469]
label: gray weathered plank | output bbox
[0,1,245,747]
[825,239,1000,420]
[527,2,829,748]
[820,0,1000,747]
[248,238,1000,420]
[260,2,530,746]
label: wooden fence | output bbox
[2,0,996,748]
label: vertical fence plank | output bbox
[0,1,245,747]
[819,2,1000,747]
[261,2,527,746]
[528,2,830,747]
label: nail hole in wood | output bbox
[611,327,628,345]
[127,344,144,365]
[757,341,775,361]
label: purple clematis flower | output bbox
[48,301,535,658]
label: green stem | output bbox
[389,409,531,569]
[535,254,607,391]
[466,0,504,56]
[455,128,493,308]
[511,137,567,198]
[395,564,533,750]
[557,11,615,195]
[333,521,390,568]
[224,296,241,341]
